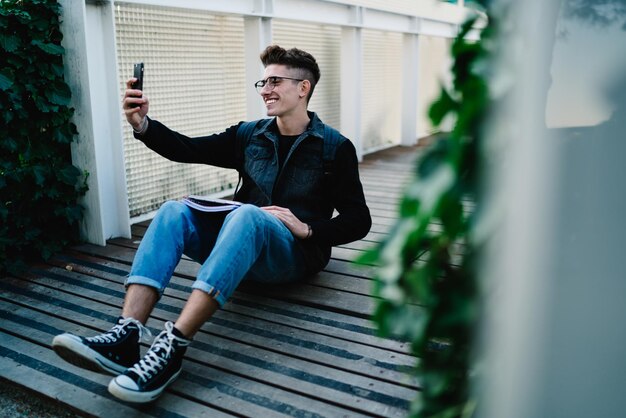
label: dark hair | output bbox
[260,45,321,102]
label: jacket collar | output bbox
[256,111,325,141]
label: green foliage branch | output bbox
[363,3,494,417]
[1,0,88,274]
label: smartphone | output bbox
[132,62,144,91]
[130,62,144,108]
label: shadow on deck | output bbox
[0,144,422,418]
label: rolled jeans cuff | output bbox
[191,280,228,308]
[126,274,166,297]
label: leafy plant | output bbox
[0,0,88,274]
[363,3,495,417]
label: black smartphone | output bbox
[132,62,144,91]
[131,62,144,107]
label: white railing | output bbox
[60,0,477,244]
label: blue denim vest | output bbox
[235,112,345,225]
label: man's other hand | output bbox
[261,206,311,239]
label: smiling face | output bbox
[259,64,308,118]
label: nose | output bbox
[259,82,272,95]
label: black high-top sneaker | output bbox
[108,321,190,403]
[52,317,151,375]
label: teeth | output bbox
[266,99,277,104]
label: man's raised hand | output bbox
[123,78,149,130]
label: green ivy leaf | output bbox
[0,68,14,91]
[399,197,419,218]
[52,127,73,144]
[31,165,47,186]
[0,8,31,24]
[3,110,15,124]
[41,245,55,261]
[406,265,433,305]
[50,62,64,77]
[458,16,478,40]
[0,34,20,52]
[429,88,458,127]
[24,227,41,241]
[33,94,58,113]
[64,205,83,223]
[31,39,64,55]
[358,247,381,265]
[46,82,71,106]
[58,164,81,185]
[440,194,464,238]
[418,138,450,178]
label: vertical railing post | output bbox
[340,6,364,161]
[60,0,131,245]
[244,2,274,120]
[401,27,420,146]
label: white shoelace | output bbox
[86,317,151,343]
[128,322,190,382]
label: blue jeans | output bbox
[127,201,307,307]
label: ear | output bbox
[299,80,311,98]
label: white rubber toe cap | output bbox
[52,333,82,346]
[113,374,140,391]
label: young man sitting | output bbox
[52,45,371,403]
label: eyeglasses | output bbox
[254,76,304,93]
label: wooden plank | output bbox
[367,202,402,214]
[360,185,410,196]
[359,180,411,192]
[241,282,377,318]
[364,190,408,201]
[226,293,412,355]
[360,167,414,177]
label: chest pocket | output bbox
[244,138,277,195]
[284,141,324,189]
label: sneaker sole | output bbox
[52,334,127,375]
[108,369,182,403]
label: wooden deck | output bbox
[0,145,421,417]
